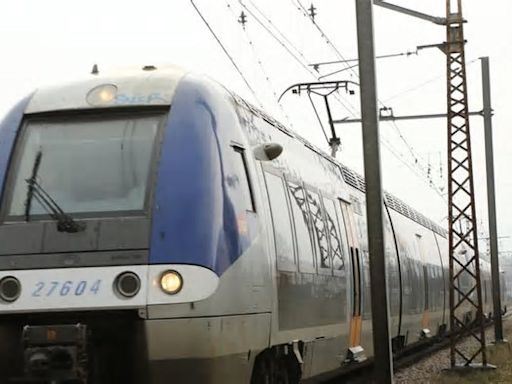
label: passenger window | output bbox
[287,182,315,271]
[265,172,295,270]
[350,195,363,215]
[232,147,255,212]
[305,190,331,269]
[323,197,345,271]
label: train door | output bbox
[414,234,430,334]
[340,202,364,360]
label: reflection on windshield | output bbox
[8,114,162,217]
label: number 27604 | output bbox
[32,280,102,297]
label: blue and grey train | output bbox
[0,65,497,383]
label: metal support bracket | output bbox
[373,0,448,25]
[278,80,357,157]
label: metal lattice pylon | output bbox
[446,0,487,368]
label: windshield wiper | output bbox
[24,150,42,222]
[24,151,86,233]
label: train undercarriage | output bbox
[0,311,145,384]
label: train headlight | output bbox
[114,272,141,298]
[86,84,117,106]
[159,270,183,295]
[0,276,21,302]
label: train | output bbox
[0,65,501,383]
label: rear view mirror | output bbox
[253,143,283,161]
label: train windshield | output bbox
[6,113,164,218]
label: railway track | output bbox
[319,320,496,384]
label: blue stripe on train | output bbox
[149,75,256,275]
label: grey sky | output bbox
[0,0,510,251]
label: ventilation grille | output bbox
[341,165,447,238]
[340,165,366,193]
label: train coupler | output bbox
[11,323,88,384]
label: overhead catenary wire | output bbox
[245,0,310,65]
[316,50,418,80]
[291,0,443,194]
[190,0,264,107]
[383,72,447,103]
[225,0,294,127]
[243,0,436,192]
[238,0,360,117]
[377,58,479,183]
[379,58,479,179]
[293,1,424,141]
[195,0,446,199]
[293,1,431,175]
[381,137,446,200]
[292,0,357,76]
[382,57,480,103]
[238,0,359,116]
[238,0,315,76]
[291,0,414,130]
[311,50,418,68]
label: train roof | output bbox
[26,65,188,114]
[231,92,448,238]
[339,165,447,237]
[23,65,447,238]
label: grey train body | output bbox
[0,66,498,383]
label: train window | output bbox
[231,147,255,212]
[423,264,429,311]
[323,197,345,271]
[286,182,315,272]
[305,189,331,270]
[350,195,363,216]
[352,247,362,316]
[265,172,295,270]
[7,114,162,218]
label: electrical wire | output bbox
[292,0,357,76]
[291,0,444,192]
[382,57,479,103]
[317,50,417,80]
[201,0,445,197]
[190,0,263,107]
[238,0,359,117]
[288,0,366,117]
[307,91,330,144]
[293,0,434,181]
[238,0,314,75]
[311,50,418,68]
[245,0,309,64]
[383,72,447,103]
[225,1,294,127]
[381,137,446,200]
[241,0,431,182]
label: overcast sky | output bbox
[0,0,511,252]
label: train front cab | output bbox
[0,72,274,383]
